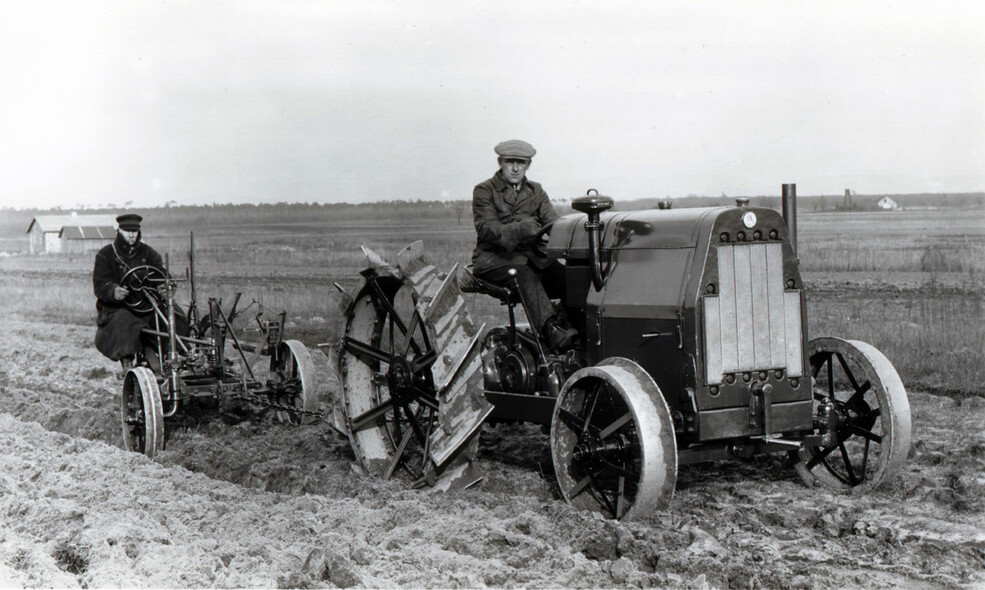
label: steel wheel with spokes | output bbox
[269,339,317,425]
[551,358,677,520]
[794,337,911,491]
[339,273,441,481]
[121,367,164,458]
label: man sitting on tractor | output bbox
[471,139,577,352]
[92,213,165,369]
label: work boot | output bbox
[542,318,577,352]
[118,355,135,380]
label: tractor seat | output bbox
[459,265,520,304]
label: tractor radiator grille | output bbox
[702,242,803,385]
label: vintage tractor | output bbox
[119,234,317,458]
[333,185,911,519]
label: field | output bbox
[0,203,983,588]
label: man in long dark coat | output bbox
[471,139,577,351]
[92,214,164,364]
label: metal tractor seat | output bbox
[459,265,520,304]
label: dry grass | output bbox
[807,290,983,396]
[802,242,985,273]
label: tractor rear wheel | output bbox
[551,358,677,520]
[794,337,911,491]
[121,367,164,458]
[340,275,439,480]
[338,243,490,484]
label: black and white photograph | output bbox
[1,1,983,588]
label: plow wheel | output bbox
[338,243,490,482]
[794,337,911,491]
[551,358,677,520]
[270,339,317,425]
[121,367,164,458]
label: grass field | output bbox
[1,205,981,396]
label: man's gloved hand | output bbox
[156,282,169,298]
[518,218,541,239]
[113,285,129,301]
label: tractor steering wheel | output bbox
[120,265,167,313]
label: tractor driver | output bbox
[471,139,577,352]
[92,213,165,369]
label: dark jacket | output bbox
[93,232,164,319]
[471,170,559,273]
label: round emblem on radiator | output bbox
[742,211,757,228]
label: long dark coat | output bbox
[92,233,164,361]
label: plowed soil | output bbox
[1,317,983,589]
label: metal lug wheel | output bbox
[794,337,911,491]
[121,367,164,458]
[270,339,317,425]
[551,357,677,520]
[339,244,491,485]
[340,273,442,480]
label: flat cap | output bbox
[494,139,536,159]
[116,213,142,231]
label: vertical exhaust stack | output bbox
[781,184,797,256]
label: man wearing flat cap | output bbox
[92,213,165,366]
[471,140,577,351]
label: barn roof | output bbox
[26,215,118,234]
[58,225,117,239]
[877,196,901,210]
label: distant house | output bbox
[877,197,901,211]
[26,214,117,255]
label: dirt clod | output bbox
[609,556,635,583]
[0,317,983,587]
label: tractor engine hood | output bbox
[546,207,725,259]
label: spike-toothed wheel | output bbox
[340,273,442,480]
[338,244,494,485]
[794,337,911,491]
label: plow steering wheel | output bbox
[120,265,167,314]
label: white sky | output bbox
[1,0,982,208]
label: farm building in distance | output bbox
[26,214,117,255]
[877,196,901,211]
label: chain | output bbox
[227,388,327,420]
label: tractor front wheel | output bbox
[794,337,911,491]
[551,358,677,520]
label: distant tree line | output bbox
[3,192,983,239]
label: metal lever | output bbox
[751,382,803,449]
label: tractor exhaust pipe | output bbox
[781,183,797,256]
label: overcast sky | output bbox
[1,1,982,209]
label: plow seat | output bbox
[459,265,520,304]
